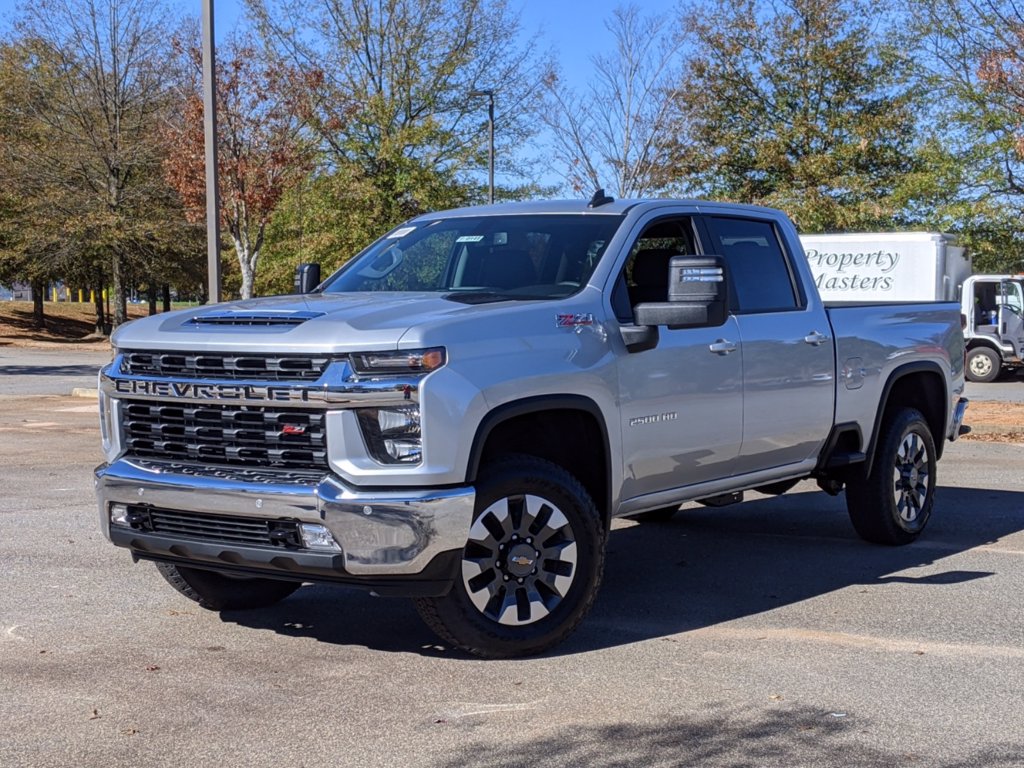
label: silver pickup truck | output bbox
[96,197,968,657]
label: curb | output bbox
[71,388,99,399]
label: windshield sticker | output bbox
[387,226,416,239]
[456,235,485,243]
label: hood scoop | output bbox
[187,309,325,327]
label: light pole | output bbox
[470,89,495,204]
[201,0,222,303]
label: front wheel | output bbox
[845,407,937,545]
[155,562,301,610]
[966,347,1001,383]
[415,454,605,658]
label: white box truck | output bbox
[799,232,971,303]
[800,232,1023,382]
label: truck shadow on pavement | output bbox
[427,704,1021,768]
[221,484,1024,657]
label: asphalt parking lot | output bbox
[1,351,1023,767]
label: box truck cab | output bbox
[962,274,1024,382]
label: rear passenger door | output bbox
[699,215,834,474]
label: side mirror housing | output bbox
[633,255,729,329]
[294,263,321,294]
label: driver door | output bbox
[999,280,1024,358]
[615,215,743,501]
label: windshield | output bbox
[320,214,624,300]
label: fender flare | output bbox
[862,361,949,476]
[464,394,613,513]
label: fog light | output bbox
[383,438,422,463]
[110,503,130,527]
[300,523,342,552]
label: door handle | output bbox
[708,339,737,355]
[803,331,830,346]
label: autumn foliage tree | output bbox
[165,36,313,300]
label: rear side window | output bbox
[704,217,799,313]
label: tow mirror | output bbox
[633,255,729,330]
[294,263,321,294]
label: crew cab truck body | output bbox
[95,199,968,657]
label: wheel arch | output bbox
[965,336,1004,354]
[466,395,612,525]
[863,362,948,475]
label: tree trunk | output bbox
[111,252,127,326]
[148,285,158,315]
[31,281,45,329]
[93,270,107,334]
[162,284,171,312]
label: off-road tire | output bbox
[845,407,937,545]
[415,454,605,658]
[155,562,301,610]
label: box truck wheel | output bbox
[966,347,1000,382]
[415,454,605,658]
[845,407,936,545]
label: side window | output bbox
[1002,281,1023,313]
[619,217,698,316]
[705,217,799,313]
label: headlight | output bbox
[356,405,422,464]
[350,347,446,375]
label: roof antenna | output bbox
[588,188,614,208]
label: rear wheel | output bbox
[155,562,300,610]
[845,407,936,545]
[966,347,1000,383]
[415,454,605,658]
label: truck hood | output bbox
[111,292,492,354]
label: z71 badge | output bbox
[555,313,595,329]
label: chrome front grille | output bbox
[120,351,333,381]
[122,401,328,470]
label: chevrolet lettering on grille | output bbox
[113,379,311,403]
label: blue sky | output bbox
[0,0,679,90]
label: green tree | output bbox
[0,40,79,328]
[668,0,925,232]
[7,0,198,328]
[913,0,1024,272]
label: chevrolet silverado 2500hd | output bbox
[96,198,968,657]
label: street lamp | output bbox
[470,89,495,204]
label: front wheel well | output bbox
[469,402,610,525]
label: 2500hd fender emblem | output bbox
[113,379,309,403]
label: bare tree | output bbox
[542,4,684,197]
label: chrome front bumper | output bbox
[95,458,475,580]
